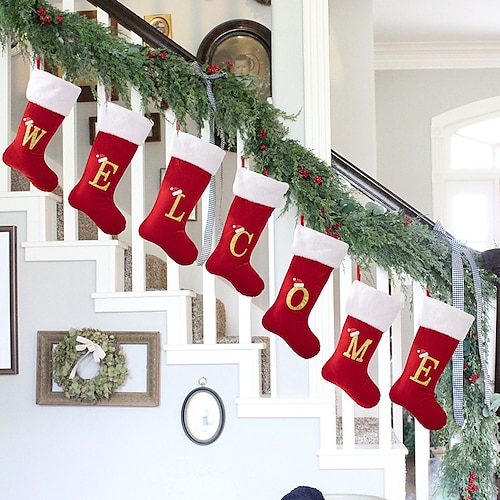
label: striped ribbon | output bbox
[192,62,227,265]
[433,221,492,425]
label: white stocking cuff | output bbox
[346,280,403,332]
[233,168,289,208]
[27,69,81,117]
[97,102,153,146]
[292,225,348,269]
[418,296,474,341]
[170,131,225,175]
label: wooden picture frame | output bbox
[36,331,160,406]
[197,19,272,100]
[181,385,225,445]
[144,14,173,38]
[89,113,161,145]
[0,226,18,375]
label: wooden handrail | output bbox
[87,0,202,64]
[331,149,435,228]
[89,0,500,281]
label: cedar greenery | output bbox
[52,328,127,402]
[1,0,499,496]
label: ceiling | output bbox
[373,0,500,43]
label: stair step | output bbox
[336,417,398,445]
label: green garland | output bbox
[1,1,499,496]
[52,328,127,402]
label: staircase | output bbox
[0,3,463,499]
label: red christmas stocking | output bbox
[68,102,152,235]
[139,131,225,265]
[322,280,403,408]
[2,68,81,191]
[205,168,289,297]
[262,225,349,359]
[389,296,474,430]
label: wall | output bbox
[375,67,500,216]
[0,209,386,499]
[329,0,378,176]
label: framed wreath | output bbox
[52,328,127,403]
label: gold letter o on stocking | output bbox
[286,286,309,311]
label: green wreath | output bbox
[52,328,128,403]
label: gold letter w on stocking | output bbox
[22,123,47,150]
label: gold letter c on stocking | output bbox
[230,230,253,258]
[286,286,309,311]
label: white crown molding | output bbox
[374,41,500,70]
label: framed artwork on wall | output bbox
[0,226,18,375]
[144,14,173,38]
[36,331,160,406]
[197,19,272,101]
[181,379,225,445]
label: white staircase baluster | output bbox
[129,32,146,293]
[238,295,252,344]
[412,282,430,499]
[94,10,112,244]
[164,112,181,291]
[309,275,335,398]
[202,267,217,344]
[61,106,78,240]
[61,103,78,242]
[236,130,252,346]
[389,276,406,443]
[375,267,393,448]
[201,124,217,344]
[267,212,279,397]
[339,257,355,449]
[60,0,78,241]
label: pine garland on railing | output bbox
[1,1,499,497]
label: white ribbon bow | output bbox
[69,336,106,379]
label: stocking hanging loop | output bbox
[192,62,228,265]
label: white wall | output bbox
[329,0,378,176]
[375,67,500,216]
[0,210,385,500]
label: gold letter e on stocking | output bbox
[89,160,119,192]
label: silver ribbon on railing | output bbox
[433,221,492,424]
[69,336,106,379]
[192,62,227,266]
